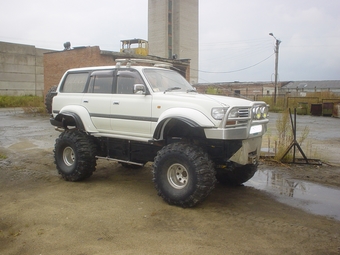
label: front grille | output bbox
[238,108,249,118]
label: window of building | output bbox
[167,0,173,59]
[168,0,172,12]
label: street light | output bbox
[269,33,281,105]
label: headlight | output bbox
[260,105,269,118]
[211,107,228,120]
[252,105,269,120]
[252,106,261,120]
[228,108,239,118]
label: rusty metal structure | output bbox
[280,108,321,165]
[120,39,149,56]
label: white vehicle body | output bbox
[52,66,268,143]
[50,63,269,207]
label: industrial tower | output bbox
[148,0,198,84]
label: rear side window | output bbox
[88,70,115,94]
[61,72,89,93]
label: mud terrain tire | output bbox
[153,142,216,208]
[216,164,257,186]
[54,130,97,181]
[45,85,57,113]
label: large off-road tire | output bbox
[153,142,216,208]
[54,130,97,181]
[216,163,257,186]
[45,85,57,113]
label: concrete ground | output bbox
[0,109,339,254]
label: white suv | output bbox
[50,61,269,207]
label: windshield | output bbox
[143,68,195,93]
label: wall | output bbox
[43,46,114,95]
[148,0,198,84]
[172,0,198,84]
[194,82,277,97]
[43,46,191,96]
[0,41,52,96]
[148,0,168,58]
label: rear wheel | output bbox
[54,130,97,181]
[153,142,216,207]
[216,163,257,186]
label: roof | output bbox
[120,39,148,44]
[283,80,340,89]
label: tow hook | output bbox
[248,151,257,165]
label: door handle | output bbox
[113,101,120,105]
[83,99,89,103]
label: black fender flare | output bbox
[153,117,201,140]
[51,112,85,130]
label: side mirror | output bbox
[134,84,146,94]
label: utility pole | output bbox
[269,33,281,105]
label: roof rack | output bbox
[115,58,173,68]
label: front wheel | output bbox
[216,163,257,186]
[54,130,97,181]
[153,142,216,208]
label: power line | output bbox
[202,46,272,63]
[194,53,274,74]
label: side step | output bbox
[96,156,144,166]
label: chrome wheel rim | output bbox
[167,163,189,189]
[63,146,75,167]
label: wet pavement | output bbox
[264,112,340,165]
[0,108,54,149]
[255,112,340,220]
[247,169,340,221]
[1,108,340,221]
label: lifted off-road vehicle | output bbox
[50,60,269,207]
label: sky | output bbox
[1,0,339,83]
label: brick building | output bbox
[43,46,190,96]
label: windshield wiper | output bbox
[164,87,181,94]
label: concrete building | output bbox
[281,80,340,96]
[195,80,340,100]
[0,41,51,96]
[194,81,281,99]
[148,0,198,84]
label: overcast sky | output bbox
[1,0,339,83]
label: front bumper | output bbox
[204,120,268,140]
[229,136,262,165]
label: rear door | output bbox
[81,70,115,132]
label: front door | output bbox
[110,69,153,139]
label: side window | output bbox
[88,70,115,94]
[61,72,89,93]
[117,70,144,94]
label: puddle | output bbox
[246,170,340,221]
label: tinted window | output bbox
[88,70,114,94]
[61,72,89,93]
[117,69,144,94]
